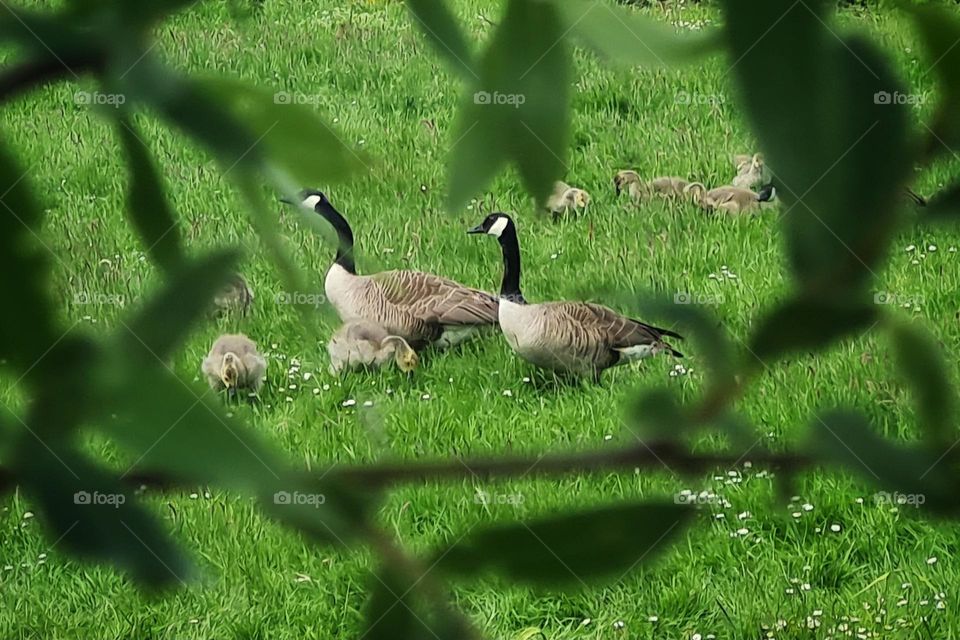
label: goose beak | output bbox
[614,183,622,196]
[466,224,485,234]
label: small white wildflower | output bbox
[522,376,531,383]
[715,513,725,519]
[928,244,937,252]
[830,523,841,532]
[313,388,320,395]
[322,383,330,391]
[613,620,625,630]
[189,493,198,499]
[906,244,916,252]
[342,399,357,407]
[502,389,513,397]
[736,527,749,536]
[927,556,938,565]
[648,615,659,623]
[22,512,33,520]
[363,400,374,408]
[303,372,312,381]
[802,503,814,512]
[421,394,431,400]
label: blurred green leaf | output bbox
[447,0,570,209]
[116,119,184,276]
[406,0,476,79]
[552,0,720,67]
[906,3,960,155]
[117,250,237,366]
[13,437,189,588]
[626,387,689,443]
[201,77,366,186]
[437,502,690,586]
[639,298,734,383]
[257,476,374,548]
[749,296,876,363]
[890,322,955,445]
[362,564,473,640]
[722,0,910,292]
[810,409,960,513]
[0,139,58,378]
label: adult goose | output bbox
[283,190,499,349]
[468,213,683,381]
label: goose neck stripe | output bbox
[488,216,509,237]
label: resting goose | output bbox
[201,333,267,396]
[327,319,418,375]
[545,181,591,216]
[686,182,776,214]
[614,170,690,201]
[468,213,683,381]
[283,190,499,349]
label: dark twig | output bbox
[0,54,103,104]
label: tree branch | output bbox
[0,54,103,104]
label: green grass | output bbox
[2,0,960,638]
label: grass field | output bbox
[2,0,960,638]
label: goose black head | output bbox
[280,189,329,211]
[467,212,514,238]
[757,183,776,202]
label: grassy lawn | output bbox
[2,0,959,638]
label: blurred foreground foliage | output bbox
[1,0,960,636]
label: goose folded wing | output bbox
[553,302,678,347]
[371,270,499,325]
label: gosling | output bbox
[211,273,254,317]
[201,333,267,396]
[685,182,776,214]
[731,153,768,190]
[328,319,419,375]
[545,181,591,216]
[613,170,689,200]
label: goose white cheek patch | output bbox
[488,217,509,237]
[302,195,322,209]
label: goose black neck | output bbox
[496,224,524,303]
[316,200,356,273]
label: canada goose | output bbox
[201,333,267,396]
[327,319,419,375]
[282,190,499,349]
[467,213,683,381]
[545,181,591,216]
[211,273,254,316]
[686,182,776,214]
[613,170,689,201]
[732,153,768,190]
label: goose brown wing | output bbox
[371,270,499,326]
[549,302,668,348]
